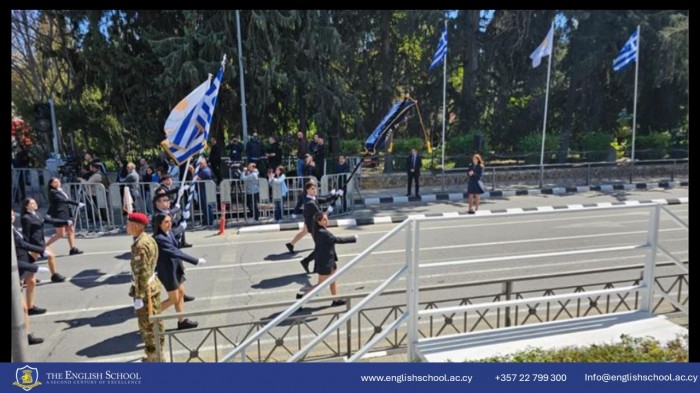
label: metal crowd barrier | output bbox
[61,182,114,235]
[12,168,52,206]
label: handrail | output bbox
[418,285,643,317]
[347,312,410,362]
[215,202,681,363]
[288,265,408,362]
[220,216,412,362]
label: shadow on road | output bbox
[261,306,328,326]
[56,306,135,330]
[69,269,132,289]
[251,273,311,289]
[264,250,312,261]
[113,252,131,260]
[75,330,142,359]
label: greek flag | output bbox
[530,25,554,68]
[161,58,225,165]
[429,28,447,71]
[613,29,638,72]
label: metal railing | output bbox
[148,262,687,362]
[203,201,686,363]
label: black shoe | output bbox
[177,319,198,330]
[28,306,47,316]
[27,334,44,345]
[183,294,195,303]
[180,242,193,248]
[467,210,475,214]
[331,300,347,307]
[51,273,66,283]
[405,193,411,197]
[300,259,310,274]
[415,194,421,198]
[296,292,305,300]
[286,242,295,253]
[69,247,83,255]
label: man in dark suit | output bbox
[406,148,421,197]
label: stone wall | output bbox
[360,163,689,190]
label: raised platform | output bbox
[415,311,687,362]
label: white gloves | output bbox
[182,210,190,220]
[67,220,73,226]
[133,298,144,310]
[197,258,207,266]
[42,250,51,258]
[175,204,181,210]
[326,206,334,214]
[78,202,86,208]
[336,189,344,197]
[37,267,50,274]
[330,189,337,196]
[179,221,188,230]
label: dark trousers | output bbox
[407,172,420,195]
[246,192,260,220]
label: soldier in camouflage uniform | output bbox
[126,212,164,362]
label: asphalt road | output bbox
[22,187,688,362]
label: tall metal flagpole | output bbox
[440,18,448,192]
[630,25,640,165]
[236,10,249,143]
[539,21,555,188]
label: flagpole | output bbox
[236,10,249,143]
[539,21,554,188]
[440,18,447,192]
[630,25,640,168]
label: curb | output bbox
[238,197,688,234]
[352,181,688,206]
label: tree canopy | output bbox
[11,10,688,163]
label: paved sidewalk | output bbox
[351,180,688,206]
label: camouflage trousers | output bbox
[136,290,164,362]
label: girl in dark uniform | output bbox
[298,212,357,306]
[152,213,203,330]
[45,177,84,255]
[20,198,67,282]
[466,154,485,214]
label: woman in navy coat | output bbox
[152,213,204,330]
[20,198,67,283]
[45,177,84,255]
[298,212,357,307]
[466,154,485,214]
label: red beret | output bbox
[127,212,149,226]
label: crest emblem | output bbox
[13,365,42,391]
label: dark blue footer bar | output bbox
[2,362,698,392]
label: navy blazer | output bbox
[313,227,356,266]
[21,213,68,247]
[302,194,337,233]
[13,227,44,276]
[48,188,79,219]
[406,154,422,174]
[154,231,198,270]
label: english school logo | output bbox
[13,365,42,391]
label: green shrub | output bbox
[580,131,614,162]
[339,139,364,156]
[474,334,688,362]
[635,131,672,160]
[517,131,560,164]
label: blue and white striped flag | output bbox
[429,28,448,71]
[613,29,638,72]
[530,25,554,68]
[161,58,225,165]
